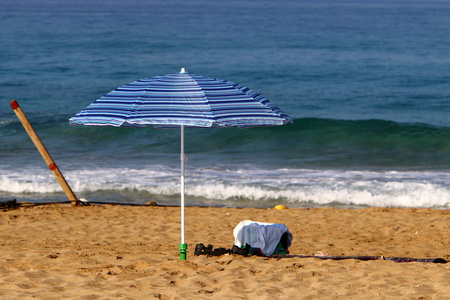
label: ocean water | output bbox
[1,0,450,208]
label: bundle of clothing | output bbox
[195,220,293,257]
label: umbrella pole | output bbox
[179,125,187,261]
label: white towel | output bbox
[233,220,293,256]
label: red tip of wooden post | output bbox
[10,100,20,110]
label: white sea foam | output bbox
[1,166,449,208]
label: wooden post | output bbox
[10,100,79,206]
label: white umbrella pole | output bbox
[179,125,187,261]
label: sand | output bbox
[0,204,448,299]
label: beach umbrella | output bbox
[69,68,293,260]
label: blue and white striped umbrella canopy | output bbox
[69,68,293,128]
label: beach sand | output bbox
[0,204,448,299]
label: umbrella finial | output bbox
[180,68,186,73]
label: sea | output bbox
[1,0,450,208]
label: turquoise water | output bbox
[1,0,450,208]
